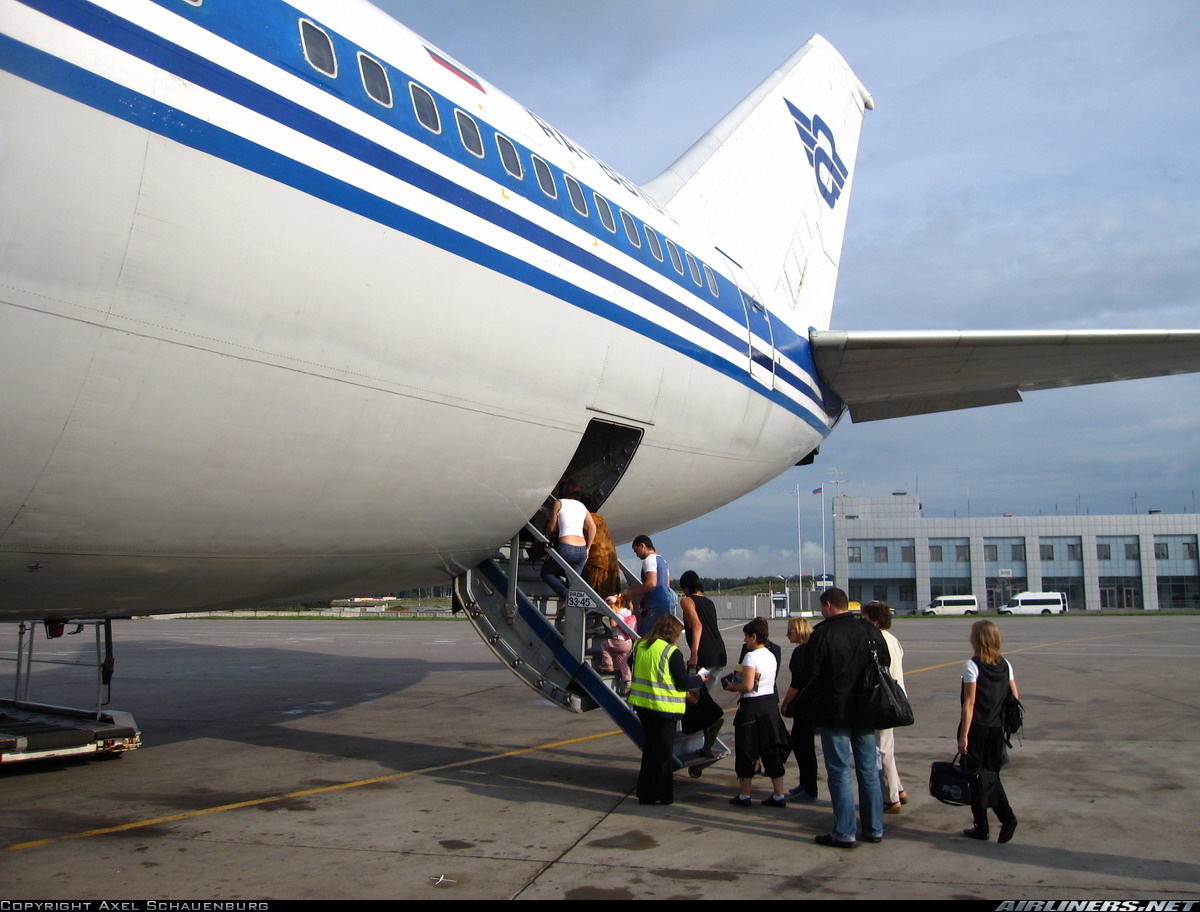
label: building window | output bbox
[873,586,888,602]
[1155,542,1169,560]
[848,546,861,564]
[410,83,440,132]
[1012,544,1026,561]
[874,546,888,563]
[849,585,862,603]
[956,544,970,562]
[1097,543,1112,560]
[899,585,915,602]
[929,545,943,563]
[496,134,522,178]
[1185,542,1198,560]
[984,544,998,562]
[1040,544,1055,561]
[1067,543,1082,561]
[901,545,915,563]
[1126,543,1140,560]
[300,20,336,77]
[358,53,391,106]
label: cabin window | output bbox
[531,156,557,198]
[300,21,336,77]
[665,239,684,274]
[564,174,587,216]
[619,210,641,248]
[496,134,522,178]
[455,110,484,158]
[410,83,440,133]
[644,225,664,261]
[594,194,616,232]
[358,54,391,107]
[181,0,202,5]
[703,264,719,296]
[685,252,702,285]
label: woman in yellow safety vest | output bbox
[628,614,698,805]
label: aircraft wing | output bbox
[810,329,1200,422]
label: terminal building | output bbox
[832,494,1200,613]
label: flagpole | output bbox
[821,486,827,582]
[794,486,803,593]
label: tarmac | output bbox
[1,614,1198,900]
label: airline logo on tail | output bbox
[786,99,848,209]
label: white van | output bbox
[998,591,1068,615]
[922,595,979,616]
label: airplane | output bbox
[2,2,1198,664]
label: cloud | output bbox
[676,545,819,579]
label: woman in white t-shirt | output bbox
[958,620,1020,843]
[723,617,790,807]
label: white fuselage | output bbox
[0,0,836,618]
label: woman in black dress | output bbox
[781,616,818,800]
[959,619,1020,843]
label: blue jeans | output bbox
[820,727,883,842]
[540,543,587,598]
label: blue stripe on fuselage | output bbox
[2,2,833,428]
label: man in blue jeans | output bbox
[804,587,890,847]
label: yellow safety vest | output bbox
[628,638,686,714]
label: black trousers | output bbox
[790,712,819,796]
[965,724,1015,830]
[635,708,679,805]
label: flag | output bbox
[812,487,823,495]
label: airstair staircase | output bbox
[452,522,728,773]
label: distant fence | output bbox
[150,590,822,622]
[708,589,818,620]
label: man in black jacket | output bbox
[805,587,890,848]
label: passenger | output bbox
[539,479,596,600]
[959,620,1020,843]
[628,615,702,805]
[805,587,889,847]
[598,594,636,695]
[622,535,673,636]
[678,570,726,757]
[581,495,621,598]
[780,617,818,801]
[861,601,908,814]
[723,617,789,807]
[737,625,782,694]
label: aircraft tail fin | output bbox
[642,36,872,330]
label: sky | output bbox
[377,0,1200,578]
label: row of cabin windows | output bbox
[298,18,721,299]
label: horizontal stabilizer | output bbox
[810,329,1200,422]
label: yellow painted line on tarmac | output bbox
[906,628,1154,675]
[2,728,623,853]
[5,627,1159,853]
